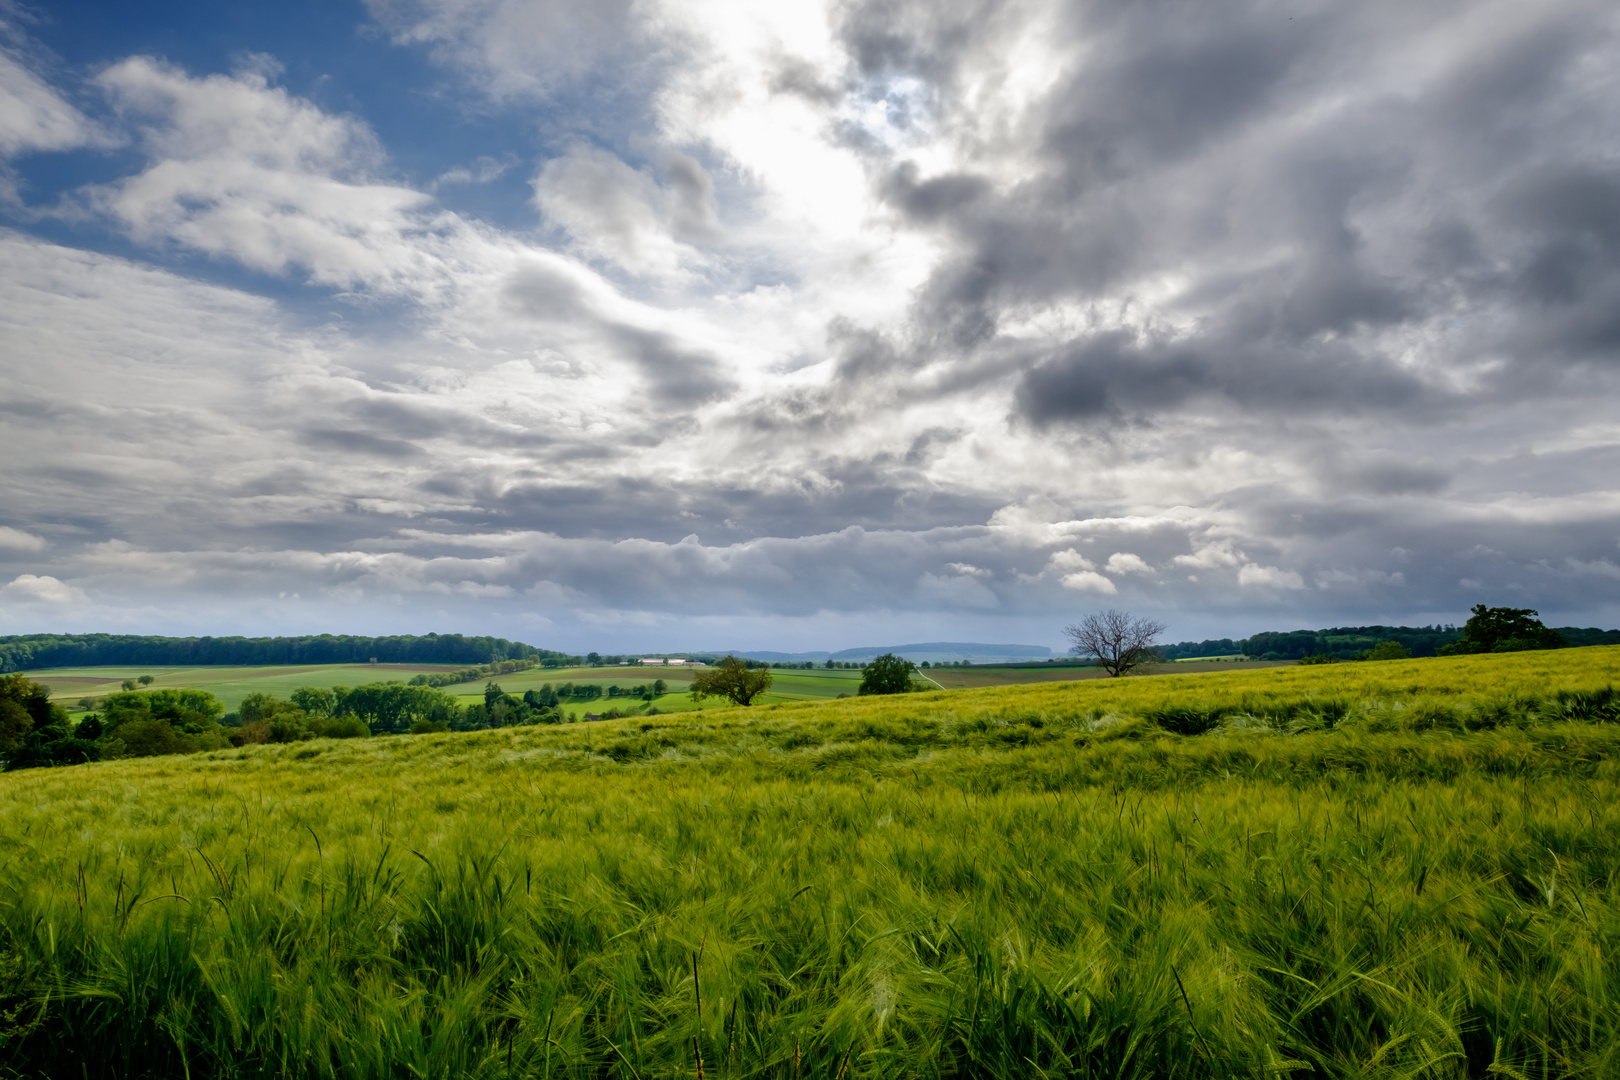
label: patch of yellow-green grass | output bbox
[2,646,1619,1077]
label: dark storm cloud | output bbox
[831,0,1620,428]
[1015,329,1430,426]
[1495,165,1620,355]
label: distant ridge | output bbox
[726,642,1053,664]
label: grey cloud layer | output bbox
[845,0,1620,422]
[1,1,1618,647]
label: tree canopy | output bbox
[689,656,773,707]
[1440,606,1568,655]
[857,653,920,695]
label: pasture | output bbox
[443,665,868,715]
[23,659,1286,716]
[17,663,465,712]
[923,658,1286,689]
[22,662,870,717]
[0,647,1618,1076]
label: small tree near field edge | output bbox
[690,656,773,707]
[1364,640,1410,661]
[1064,610,1167,677]
[858,653,920,695]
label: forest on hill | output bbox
[0,633,565,673]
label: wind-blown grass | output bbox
[1,647,1618,1077]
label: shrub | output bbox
[5,723,100,770]
[1365,641,1410,661]
[314,715,370,738]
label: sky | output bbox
[1,0,1619,654]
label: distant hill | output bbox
[729,642,1053,664]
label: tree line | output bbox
[1070,606,1596,676]
[1160,615,1619,662]
[0,674,664,771]
[405,657,538,687]
[0,633,567,673]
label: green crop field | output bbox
[924,658,1287,689]
[21,662,871,718]
[3,647,1620,1077]
[438,665,868,716]
[17,663,467,713]
[22,659,1279,716]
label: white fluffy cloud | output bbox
[532,146,714,280]
[1238,565,1307,591]
[0,48,105,158]
[1,574,86,604]
[1106,552,1153,575]
[0,527,44,551]
[85,58,460,294]
[1060,571,1116,595]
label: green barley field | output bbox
[4,648,1620,1077]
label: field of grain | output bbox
[923,658,1286,689]
[1,647,1618,1077]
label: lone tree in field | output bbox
[1065,609,1167,676]
[858,653,918,695]
[1439,604,1568,654]
[690,655,773,706]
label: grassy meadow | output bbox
[440,665,868,714]
[20,663,466,713]
[23,663,871,717]
[924,658,1286,690]
[2,648,1620,1076]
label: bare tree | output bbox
[1064,609,1167,676]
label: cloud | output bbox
[1060,571,1116,594]
[364,0,641,99]
[0,46,107,158]
[1047,548,1096,572]
[1173,542,1244,571]
[0,527,44,551]
[83,57,454,294]
[918,570,998,607]
[532,145,716,280]
[431,155,514,189]
[1106,552,1152,575]
[1,574,86,604]
[1238,564,1306,591]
